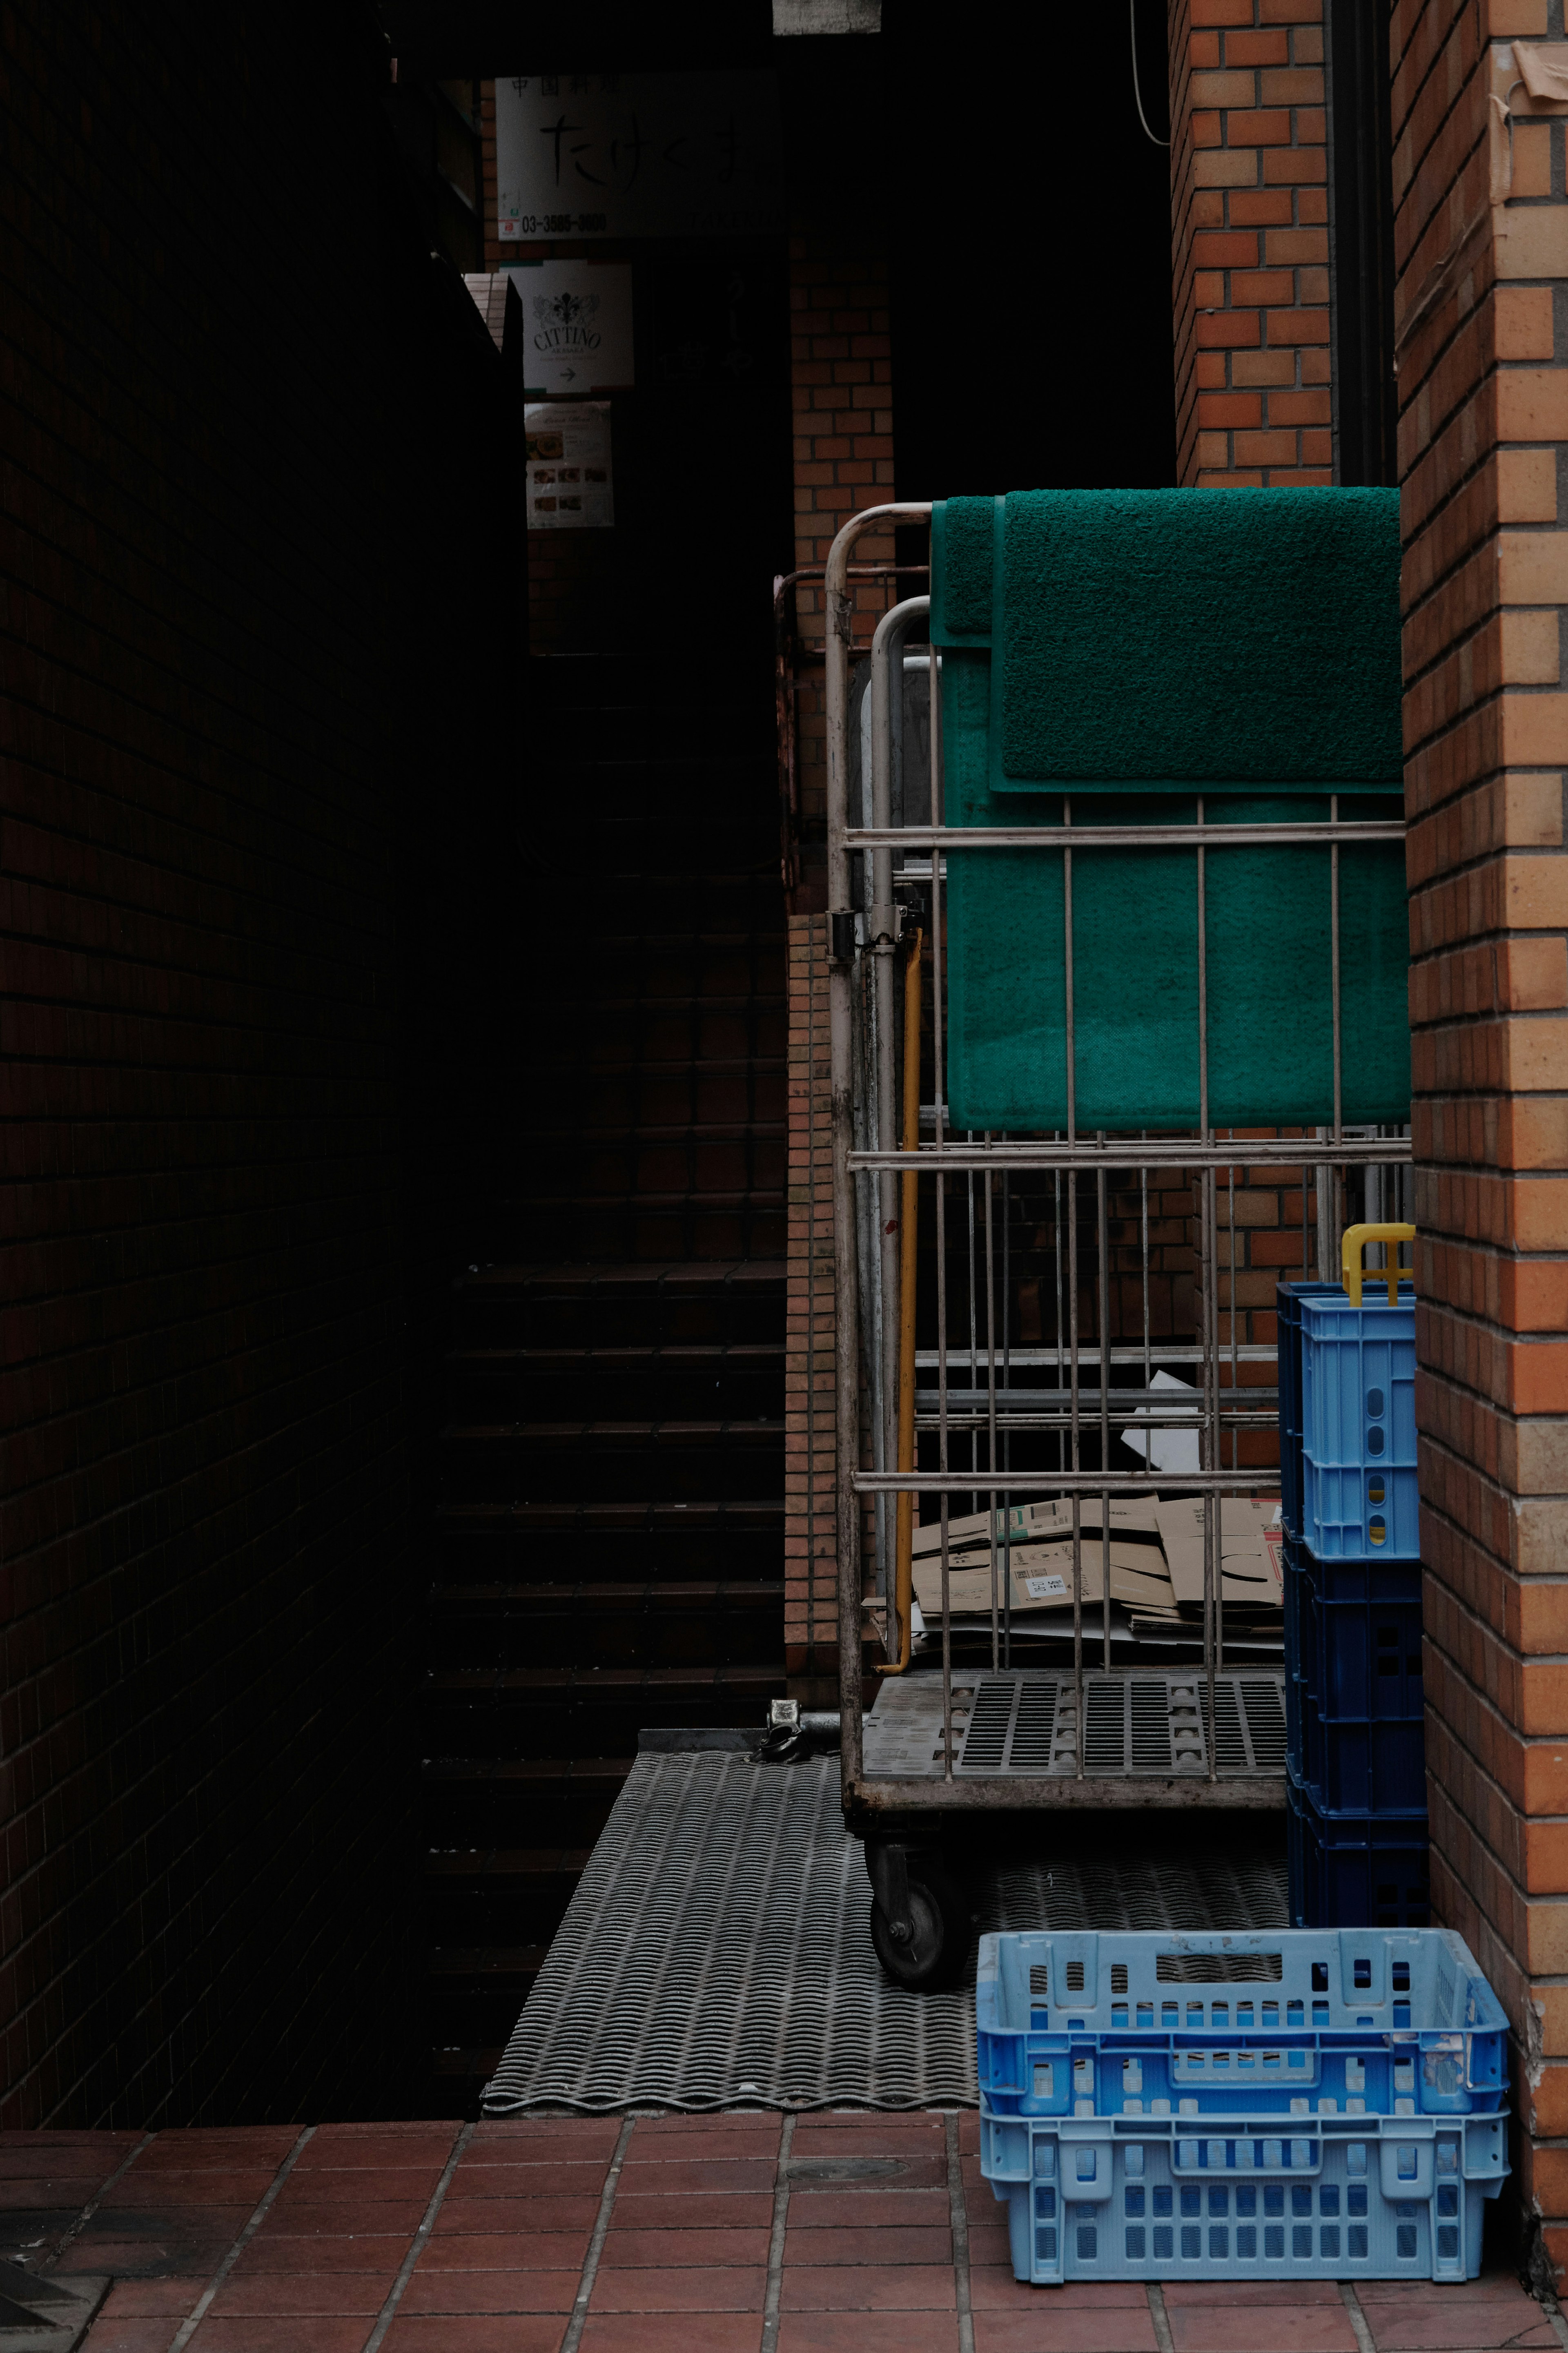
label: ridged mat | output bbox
[482,1751,1288,2114]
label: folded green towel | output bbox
[941,650,1411,1134]
[931,487,1402,796]
[929,496,998,646]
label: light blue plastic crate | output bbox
[976,1930,1506,2119]
[980,2108,1507,2284]
[1300,1289,1418,1558]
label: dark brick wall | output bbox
[0,1,521,2123]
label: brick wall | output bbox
[784,915,839,1692]
[1389,0,1568,2275]
[1169,0,1333,486]
[781,228,898,1670]
[0,1,517,2123]
[788,238,898,871]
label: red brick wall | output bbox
[1169,0,1333,486]
[782,234,898,1676]
[788,239,898,863]
[1389,0,1568,2275]
[784,916,839,1692]
[0,1,518,2123]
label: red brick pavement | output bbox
[0,2117,1549,2353]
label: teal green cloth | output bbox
[930,487,1403,796]
[929,496,997,646]
[941,650,1411,1133]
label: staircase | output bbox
[423,653,789,2102]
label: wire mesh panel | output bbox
[482,1753,1289,2114]
[822,503,1413,1813]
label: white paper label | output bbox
[1024,1574,1069,1601]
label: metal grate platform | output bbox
[483,1751,1288,2114]
[861,1669,1287,1780]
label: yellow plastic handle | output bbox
[1341,1222,1415,1308]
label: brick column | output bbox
[785,912,839,1696]
[1169,0,1332,486]
[788,237,896,871]
[1392,0,1568,2277]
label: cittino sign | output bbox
[504,261,634,398]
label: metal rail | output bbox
[822,502,1410,1818]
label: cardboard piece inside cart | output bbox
[907,1494,1283,1625]
[911,1537,1177,1619]
[1154,1496,1284,1616]
[910,1496,1162,1559]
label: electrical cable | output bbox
[1131,0,1169,147]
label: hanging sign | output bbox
[525,402,614,531]
[495,72,783,241]
[505,261,633,397]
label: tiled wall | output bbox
[0,0,517,2121]
[1170,0,1334,486]
[1389,0,1568,2276]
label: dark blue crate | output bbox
[1287,1535,1425,1608]
[1283,1535,1423,1720]
[1298,1691,1428,1814]
[1277,1282,1341,1539]
[1288,1775,1430,1929]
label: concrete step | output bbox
[426,1578,786,1671]
[432,1497,785,1581]
[438,1418,784,1505]
[423,1757,630,1846]
[421,1661,785,1757]
[484,1194,786,1262]
[445,1340,784,1422]
[449,1261,785,1348]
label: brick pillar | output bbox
[1392,1,1568,2276]
[785,912,839,1696]
[788,237,896,878]
[1169,0,1332,487]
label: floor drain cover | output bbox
[483,1752,1287,2114]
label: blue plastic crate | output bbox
[1282,1534,1426,1810]
[1300,1287,1418,1558]
[976,1929,1504,2120]
[1298,1689,1427,1814]
[1285,1532,1424,1611]
[1288,1775,1430,1929]
[1276,1281,1342,1539]
[979,2108,1506,2284]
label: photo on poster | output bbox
[525,402,613,530]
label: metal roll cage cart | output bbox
[823,503,1412,1989]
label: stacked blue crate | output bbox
[976,1928,1509,2285]
[1279,1229,1427,1927]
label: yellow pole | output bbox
[881,926,923,1672]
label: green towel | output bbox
[931,487,1403,796]
[941,650,1411,1134]
[929,496,998,646]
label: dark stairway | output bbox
[423,653,789,2101]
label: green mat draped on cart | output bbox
[931,488,1410,1135]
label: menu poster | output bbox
[525,401,613,531]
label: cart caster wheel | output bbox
[869,1858,970,1992]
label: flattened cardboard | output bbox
[1154,1497,1283,1614]
[913,1537,1176,1618]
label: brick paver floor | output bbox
[0,2115,1553,2353]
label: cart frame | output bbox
[822,502,1412,1838]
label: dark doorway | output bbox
[885,0,1178,497]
